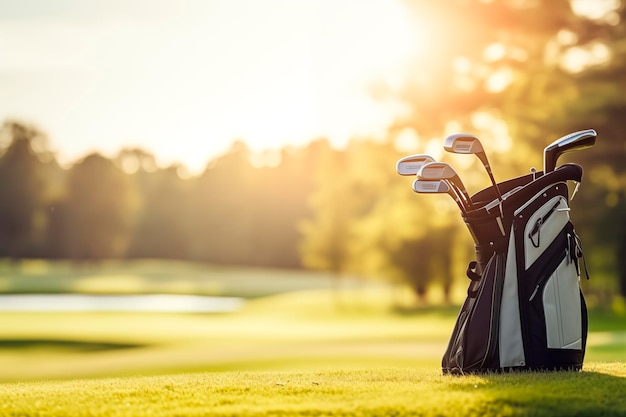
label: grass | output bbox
[0,260,624,415]
[0,288,623,382]
[0,290,456,381]
[1,365,626,416]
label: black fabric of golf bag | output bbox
[442,163,589,374]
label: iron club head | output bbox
[417,161,474,210]
[412,179,467,214]
[412,178,451,194]
[396,154,436,176]
[444,132,503,204]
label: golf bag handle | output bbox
[466,261,481,281]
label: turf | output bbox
[1,364,625,417]
[0,288,624,381]
[1,261,625,416]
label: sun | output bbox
[0,0,433,173]
[209,0,422,156]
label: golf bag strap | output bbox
[575,233,591,280]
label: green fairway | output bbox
[0,260,625,416]
[0,290,454,381]
[2,364,626,417]
[0,288,624,381]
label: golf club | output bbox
[397,154,469,210]
[543,129,597,173]
[444,133,504,205]
[412,179,467,214]
[417,161,475,210]
[396,154,436,176]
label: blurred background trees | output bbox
[1,0,625,302]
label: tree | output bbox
[0,121,48,259]
[246,145,317,268]
[299,140,361,277]
[298,138,463,302]
[189,141,259,264]
[347,141,466,303]
[126,164,192,259]
[493,1,626,297]
[59,153,138,260]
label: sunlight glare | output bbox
[444,120,463,136]
[486,69,514,93]
[0,0,420,174]
[205,0,419,158]
[560,42,611,73]
[483,43,506,62]
[570,0,620,22]
[424,138,444,161]
[470,111,511,153]
[393,128,420,153]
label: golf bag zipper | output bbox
[528,199,564,248]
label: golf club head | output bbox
[396,154,436,176]
[412,178,467,214]
[418,161,474,209]
[417,161,459,181]
[444,132,492,170]
[444,132,503,203]
[412,179,451,194]
[543,129,597,172]
[443,133,484,154]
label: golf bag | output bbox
[442,163,589,374]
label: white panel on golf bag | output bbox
[499,229,525,368]
[523,194,569,269]
[542,256,582,349]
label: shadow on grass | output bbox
[452,368,626,417]
[0,339,146,352]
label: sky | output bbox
[0,0,417,173]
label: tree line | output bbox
[0,119,470,301]
[0,121,324,269]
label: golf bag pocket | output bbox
[518,188,587,369]
[524,194,569,268]
[526,225,583,335]
[541,256,582,350]
[442,251,504,374]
